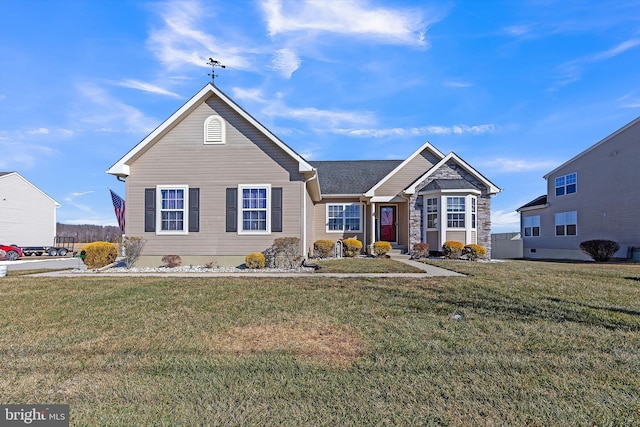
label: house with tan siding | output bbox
[517,116,640,260]
[108,83,501,266]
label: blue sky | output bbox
[1,0,639,232]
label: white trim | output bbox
[107,83,315,177]
[156,185,189,235]
[325,202,363,233]
[364,141,446,197]
[518,203,549,213]
[405,152,501,195]
[419,188,481,196]
[204,115,225,144]
[238,184,271,235]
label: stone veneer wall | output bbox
[408,161,493,257]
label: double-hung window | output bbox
[446,197,466,228]
[555,173,577,196]
[158,186,188,234]
[555,211,577,236]
[471,197,477,229]
[524,215,540,237]
[240,186,269,233]
[327,204,361,232]
[426,197,438,228]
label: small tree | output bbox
[122,236,147,268]
[580,239,620,262]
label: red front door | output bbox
[380,206,396,242]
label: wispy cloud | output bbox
[332,124,497,138]
[502,24,534,37]
[260,0,433,46]
[231,87,269,103]
[0,139,57,170]
[147,0,254,71]
[491,210,520,227]
[76,83,158,134]
[617,93,640,109]
[70,190,94,197]
[271,48,301,78]
[480,157,558,173]
[552,38,640,89]
[114,79,181,98]
[443,81,473,88]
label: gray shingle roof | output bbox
[517,195,547,211]
[310,160,402,194]
[419,179,478,192]
[0,172,13,177]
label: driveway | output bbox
[0,257,87,271]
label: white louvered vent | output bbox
[204,115,225,144]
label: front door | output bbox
[380,206,397,242]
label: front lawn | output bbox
[0,260,639,425]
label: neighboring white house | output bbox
[0,172,59,246]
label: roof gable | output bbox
[405,152,501,195]
[107,83,314,177]
[0,172,60,206]
[364,141,445,197]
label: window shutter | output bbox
[226,188,237,232]
[144,188,156,232]
[272,187,283,232]
[189,188,199,232]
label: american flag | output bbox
[110,189,126,233]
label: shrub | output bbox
[82,241,118,269]
[246,252,266,269]
[412,243,430,259]
[464,244,487,260]
[373,241,392,257]
[342,237,363,257]
[263,237,302,268]
[161,255,182,268]
[580,239,620,262]
[122,236,147,268]
[442,241,464,259]
[205,260,217,269]
[313,240,335,258]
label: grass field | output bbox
[1,259,639,425]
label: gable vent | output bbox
[204,115,225,144]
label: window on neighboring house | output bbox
[240,185,269,233]
[447,197,465,228]
[158,186,188,234]
[471,197,477,229]
[555,173,577,196]
[426,197,438,228]
[524,215,540,237]
[204,115,225,144]
[555,211,577,236]
[327,204,361,232]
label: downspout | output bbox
[303,171,318,259]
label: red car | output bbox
[0,244,23,261]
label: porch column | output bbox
[370,202,376,253]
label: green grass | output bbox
[1,260,639,425]
[315,257,424,273]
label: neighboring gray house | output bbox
[518,116,640,260]
[107,83,501,266]
[0,172,59,246]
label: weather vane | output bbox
[207,58,226,83]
